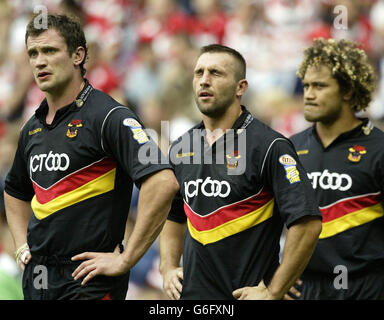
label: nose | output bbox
[34,53,47,69]
[304,86,315,100]
[199,71,211,88]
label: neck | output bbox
[316,109,362,148]
[203,104,242,146]
[45,76,85,124]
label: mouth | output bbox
[37,71,51,80]
[198,91,214,100]
[304,102,318,107]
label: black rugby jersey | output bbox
[291,119,384,276]
[5,80,171,257]
[168,107,321,299]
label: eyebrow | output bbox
[194,65,226,73]
[303,80,328,86]
[27,45,58,55]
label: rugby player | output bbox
[288,38,384,299]
[4,14,178,300]
[158,44,322,300]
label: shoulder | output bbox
[86,88,138,122]
[363,125,384,153]
[19,114,41,139]
[289,126,312,147]
[169,122,202,150]
[247,118,292,150]
[368,125,384,140]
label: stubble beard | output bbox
[195,95,236,119]
[304,106,342,125]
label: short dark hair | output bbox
[297,38,375,112]
[25,14,88,77]
[199,44,246,81]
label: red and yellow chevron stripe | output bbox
[31,158,116,220]
[319,192,383,239]
[184,189,274,245]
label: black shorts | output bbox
[298,269,384,300]
[22,254,129,300]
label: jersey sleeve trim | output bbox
[4,185,34,202]
[260,138,289,177]
[100,106,128,154]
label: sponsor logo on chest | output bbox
[30,151,70,174]
[184,177,231,203]
[307,170,352,191]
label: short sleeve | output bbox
[167,191,187,223]
[4,133,35,201]
[166,145,186,223]
[261,139,321,227]
[101,107,172,185]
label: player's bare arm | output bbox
[159,220,187,300]
[71,169,179,284]
[4,192,33,270]
[233,216,321,300]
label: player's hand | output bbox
[283,279,302,300]
[162,267,183,300]
[15,243,32,271]
[232,280,277,300]
[71,245,129,285]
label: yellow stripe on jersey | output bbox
[187,199,274,245]
[319,203,384,239]
[31,168,116,220]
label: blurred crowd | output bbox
[1,0,384,300]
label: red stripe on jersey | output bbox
[320,192,381,223]
[101,293,111,300]
[32,158,116,204]
[184,189,274,231]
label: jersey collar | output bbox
[311,118,371,148]
[197,105,253,131]
[35,79,93,128]
[233,105,254,130]
[196,105,253,150]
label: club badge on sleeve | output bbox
[123,118,149,144]
[279,154,301,184]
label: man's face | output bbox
[26,28,77,94]
[302,64,345,124]
[193,52,240,118]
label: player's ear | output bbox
[236,79,248,98]
[72,46,86,67]
[343,87,354,102]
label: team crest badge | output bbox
[66,119,83,138]
[348,145,366,162]
[226,150,241,169]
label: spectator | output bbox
[123,42,165,109]
[188,0,228,46]
[136,0,190,60]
